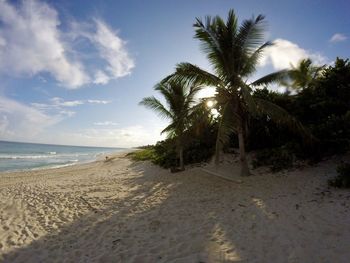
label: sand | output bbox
[0,153,349,263]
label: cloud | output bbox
[260,38,328,70]
[0,0,134,88]
[58,110,76,118]
[0,96,60,140]
[93,70,110,85]
[0,95,163,147]
[50,125,161,148]
[50,97,84,107]
[0,0,89,88]
[87,99,111,104]
[31,97,111,110]
[93,121,119,126]
[92,20,135,81]
[329,33,347,43]
[0,95,114,141]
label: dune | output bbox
[0,153,349,262]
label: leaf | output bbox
[250,69,291,87]
[255,98,316,143]
[139,97,173,120]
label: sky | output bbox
[0,0,349,148]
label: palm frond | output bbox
[185,83,203,107]
[161,123,177,137]
[250,69,291,87]
[289,58,326,90]
[194,16,224,72]
[226,9,238,39]
[236,14,266,55]
[242,41,272,76]
[153,82,173,109]
[139,97,173,120]
[255,98,315,143]
[165,62,225,89]
[194,11,237,80]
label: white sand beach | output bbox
[0,153,349,263]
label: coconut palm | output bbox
[139,80,202,170]
[163,9,310,176]
[288,58,324,91]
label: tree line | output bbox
[136,9,350,177]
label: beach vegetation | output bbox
[161,9,310,176]
[252,145,296,172]
[139,79,203,170]
[127,147,157,162]
[282,58,325,93]
[328,162,350,188]
[139,9,350,175]
[128,119,216,169]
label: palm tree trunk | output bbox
[179,145,184,170]
[238,129,250,176]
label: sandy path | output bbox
[0,154,349,262]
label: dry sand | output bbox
[0,153,349,263]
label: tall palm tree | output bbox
[163,9,310,176]
[139,80,201,170]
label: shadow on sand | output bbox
[2,158,346,262]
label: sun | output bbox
[206,100,214,108]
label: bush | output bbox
[126,148,157,161]
[152,140,178,168]
[252,145,296,172]
[128,134,215,169]
[249,58,350,162]
[328,162,350,188]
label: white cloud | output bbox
[260,38,328,70]
[0,0,90,88]
[0,94,114,141]
[0,0,134,88]
[329,33,347,43]
[93,121,119,126]
[90,19,135,84]
[49,125,160,148]
[58,110,76,118]
[0,95,163,147]
[31,97,111,110]
[0,96,60,140]
[87,99,111,104]
[93,70,110,84]
[50,97,84,107]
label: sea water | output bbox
[0,140,125,172]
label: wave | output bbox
[0,153,90,160]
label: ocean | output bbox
[0,140,125,172]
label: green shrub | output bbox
[128,135,215,169]
[252,145,296,172]
[152,140,178,168]
[127,148,157,161]
[328,162,350,188]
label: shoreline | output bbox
[0,153,349,262]
[0,149,132,175]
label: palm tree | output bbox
[139,80,201,170]
[163,9,310,176]
[288,58,324,91]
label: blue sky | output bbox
[0,0,349,147]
